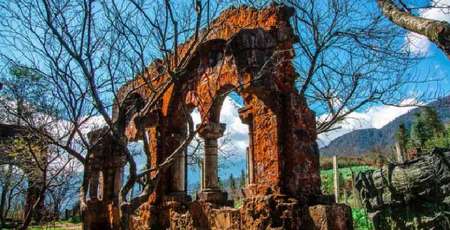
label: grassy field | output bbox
[320,165,376,230]
[29,221,81,230]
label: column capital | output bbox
[238,106,253,125]
[196,122,226,139]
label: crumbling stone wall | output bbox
[85,3,353,229]
[83,128,126,229]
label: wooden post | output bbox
[333,155,339,203]
[395,124,407,163]
[395,140,405,163]
[350,168,362,208]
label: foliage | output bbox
[321,166,376,229]
[229,174,236,190]
[395,123,408,151]
[426,126,450,149]
[352,208,374,230]
[29,220,81,230]
[391,107,450,155]
[320,156,375,170]
[409,107,446,150]
[321,166,375,185]
[1,65,52,122]
[68,216,81,224]
[239,169,246,188]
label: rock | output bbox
[355,148,450,229]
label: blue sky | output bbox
[1,0,448,192]
[186,0,450,187]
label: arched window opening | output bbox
[186,108,202,199]
[185,94,250,205]
[217,93,249,205]
[123,141,147,199]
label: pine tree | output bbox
[421,107,445,137]
[410,112,429,149]
[1,65,48,124]
[229,174,236,190]
[239,169,246,188]
[410,107,445,150]
[218,177,224,190]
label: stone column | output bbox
[170,134,187,195]
[113,167,123,198]
[89,170,99,200]
[98,171,104,200]
[238,106,255,195]
[197,122,227,203]
[247,126,254,184]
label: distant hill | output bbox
[320,95,450,156]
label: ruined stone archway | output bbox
[101,4,353,229]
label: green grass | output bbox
[320,165,374,180]
[29,221,81,230]
[320,165,376,230]
[320,165,374,195]
[352,208,374,230]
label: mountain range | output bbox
[320,95,450,156]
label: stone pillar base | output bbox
[129,194,353,229]
[197,190,228,204]
[164,192,191,204]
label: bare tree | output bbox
[377,0,450,59]
[0,0,226,228]
[46,159,81,221]
[0,165,26,228]
[278,0,420,133]
[0,0,431,229]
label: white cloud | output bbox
[78,115,107,134]
[406,0,450,54]
[192,96,419,154]
[317,98,419,147]
[191,97,249,159]
[219,98,249,156]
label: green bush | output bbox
[352,208,374,230]
[68,216,81,223]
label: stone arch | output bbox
[116,93,147,141]
[179,28,295,201]
[109,4,338,229]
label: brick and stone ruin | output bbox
[83,4,352,229]
[356,148,450,229]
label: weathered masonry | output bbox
[84,4,352,229]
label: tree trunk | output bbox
[19,188,45,230]
[377,0,450,59]
[0,165,12,228]
[356,148,450,229]
[355,148,450,211]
